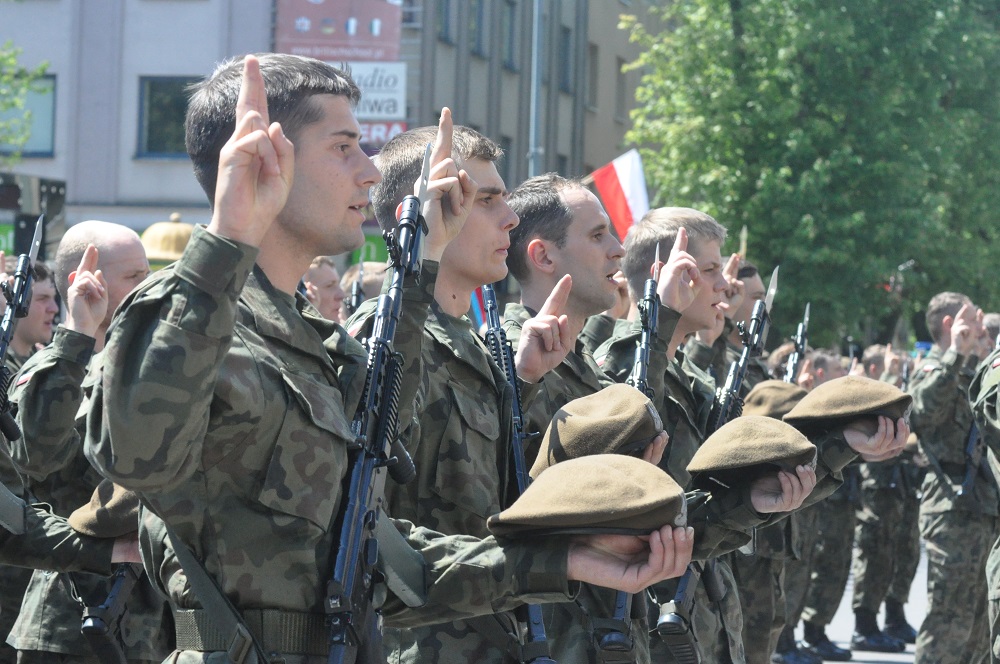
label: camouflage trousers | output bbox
[541,592,651,664]
[731,551,785,664]
[0,565,34,664]
[15,653,159,664]
[915,509,996,664]
[800,498,855,627]
[782,503,820,637]
[851,487,921,613]
[990,530,1000,663]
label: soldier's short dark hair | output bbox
[862,344,887,376]
[809,350,842,374]
[621,207,727,304]
[371,124,502,232]
[506,173,584,285]
[185,53,361,204]
[925,291,972,344]
[737,260,758,280]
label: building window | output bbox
[615,57,627,122]
[470,0,487,56]
[0,74,56,157]
[557,153,568,176]
[559,26,573,93]
[402,0,422,27]
[502,0,518,71]
[137,77,196,158]
[586,43,599,109]
[437,0,453,43]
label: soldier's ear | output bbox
[526,238,555,274]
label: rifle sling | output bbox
[466,613,552,663]
[373,512,427,608]
[0,481,25,534]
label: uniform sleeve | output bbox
[0,505,114,575]
[8,328,95,480]
[85,226,258,492]
[908,348,978,465]
[972,347,1000,459]
[594,305,682,399]
[382,520,575,628]
[578,314,617,356]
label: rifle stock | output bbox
[81,563,142,664]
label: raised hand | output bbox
[567,524,693,593]
[64,244,108,339]
[657,228,702,313]
[949,303,978,356]
[843,415,909,462]
[208,54,295,247]
[750,465,816,513]
[883,343,901,381]
[515,274,573,383]
[796,357,815,391]
[420,107,478,262]
[721,252,745,319]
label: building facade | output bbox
[0,0,654,232]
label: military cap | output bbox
[488,455,686,537]
[687,416,816,492]
[530,384,662,478]
[782,375,912,430]
[68,480,140,538]
[141,213,193,269]
[742,380,808,420]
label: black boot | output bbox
[803,620,852,662]
[771,626,822,664]
[851,608,906,653]
[883,598,918,644]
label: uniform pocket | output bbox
[256,369,353,531]
[429,380,503,522]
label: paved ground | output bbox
[796,544,927,663]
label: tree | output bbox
[623,0,1000,348]
[0,40,49,165]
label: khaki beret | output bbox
[488,455,686,537]
[530,384,662,478]
[742,380,808,420]
[68,480,140,538]
[782,375,912,429]
[687,416,816,492]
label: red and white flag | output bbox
[590,149,650,240]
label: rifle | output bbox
[81,562,142,664]
[0,216,43,535]
[783,302,809,384]
[348,261,366,316]
[709,266,779,434]
[326,145,431,664]
[481,282,555,664]
[900,360,911,391]
[593,246,663,662]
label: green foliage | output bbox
[0,40,49,164]
[624,1,1000,347]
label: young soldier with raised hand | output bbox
[86,54,686,663]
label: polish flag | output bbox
[590,149,650,240]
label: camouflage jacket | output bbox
[859,370,923,495]
[909,345,999,515]
[7,328,171,661]
[578,313,618,357]
[0,505,114,575]
[971,346,1000,600]
[503,303,613,466]
[350,295,551,664]
[88,228,574,659]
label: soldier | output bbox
[339,259,386,319]
[850,344,922,647]
[86,53,686,663]
[909,292,999,663]
[594,208,860,664]
[6,222,172,664]
[0,259,59,664]
[970,340,1000,663]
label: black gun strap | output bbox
[163,526,268,664]
[0,481,25,534]
[467,613,551,663]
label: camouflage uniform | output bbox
[596,313,858,664]
[971,346,1000,663]
[87,228,577,664]
[909,345,999,664]
[1,350,33,664]
[578,314,618,358]
[851,455,922,615]
[504,303,647,664]
[7,329,172,664]
[0,507,114,575]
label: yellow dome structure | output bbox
[141,213,193,270]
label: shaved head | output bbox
[55,220,150,326]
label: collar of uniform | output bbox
[242,266,336,371]
[427,301,497,385]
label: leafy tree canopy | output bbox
[0,39,49,165]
